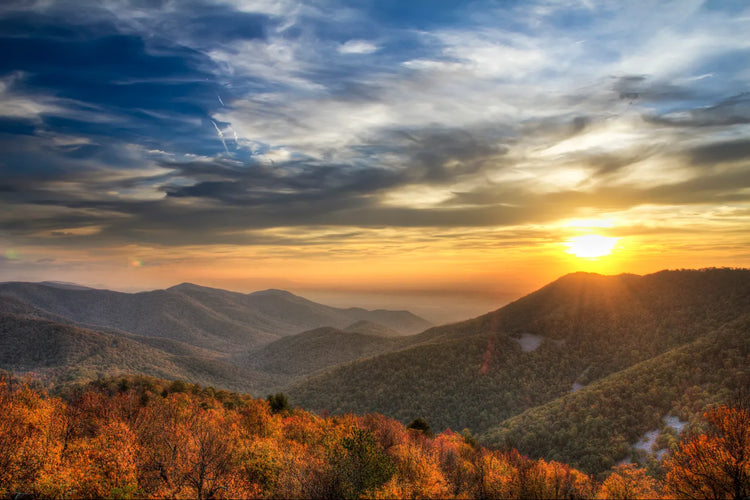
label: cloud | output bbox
[0,73,65,121]
[647,93,750,127]
[0,0,748,263]
[338,39,378,55]
[688,139,750,166]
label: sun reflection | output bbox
[565,234,618,258]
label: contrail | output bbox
[230,125,239,149]
[211,120,229,153]
[217,94,225,106]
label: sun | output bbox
[565,234,618,258]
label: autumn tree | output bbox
[596,464,658,499]
[665,405,750,499]
[433,430,481,497]
[0,378,65,498]
[51,420,140,498]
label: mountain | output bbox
[235,326,405,389]
[174,284,432,335]
[482,313,750,473]
[0,281,431,353]
[0,282,272,352]
[3,268,748,475]
[344,320,404,337]
[0,311,280,393]
[287,268,750,473]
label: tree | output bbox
[327,428,396,499]
[407,417,433,437]
[267,392,291,414]
[596,464,657,499]
[665,405,750,499]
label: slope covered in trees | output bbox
[482,314,750,473]
[288,269,750,473]
[2,268,749,478]
[0,282,435,397]
[3,374,747,499]
[0,375,598,499]
[0,313,280,394]
[235,326,405,386]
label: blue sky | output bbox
[1,0,749,320]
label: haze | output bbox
[1,1,749,323]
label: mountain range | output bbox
[1,268,748,474]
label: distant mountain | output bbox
[287,268,750,473]
[0,281,432,353]
[174,284,432,335]
[0,295,74,323]
[344,320,404,337]
[40,281,95,291]
[0,311,280,394]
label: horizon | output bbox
[1,1,749,323]
[3,265,745,324]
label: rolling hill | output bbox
[0,282,431,353]
[482,313,750,473]
[235,326,405,387]
[0,311,281,393]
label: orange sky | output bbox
[4,221,747,323]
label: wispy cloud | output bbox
[0,0,749,295]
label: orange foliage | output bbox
[382,440,451,498]
[596,464,658,499]
[0,380,65,498]
[665,406,750,500]
[4,376,745,500]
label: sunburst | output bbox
[565,234,618,258]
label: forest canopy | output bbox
[1,374,748,499]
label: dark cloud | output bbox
[372,125,511,183]
[611,74,692,103]
[688,139,750,166]
[648,93,750,128]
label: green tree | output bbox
[266,393,290,414]
[328,429,396,499]
[407,417,433,437]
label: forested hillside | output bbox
[235,326,404,384]
[289,268,750,473]
[4,374,747,499]
[0,313,281,394]
[0,282,433,397]
[483,314,750,473]
[2,268,749,477]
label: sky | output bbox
[1,0,749,323]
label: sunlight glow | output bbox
[564,218,614,228]
[565,234,618,258]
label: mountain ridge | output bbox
[2,268,748,475]
[287,268,750,473]
[0,281,433,352]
